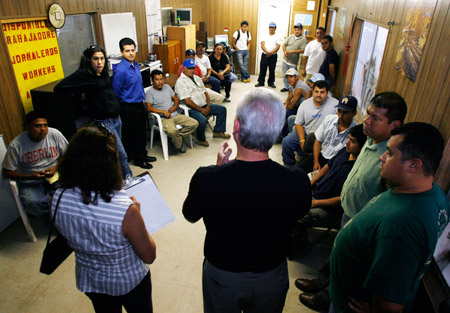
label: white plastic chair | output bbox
[149,112,193,160]
[0,134,37,242]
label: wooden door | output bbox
[168,43,177,73]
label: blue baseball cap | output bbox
[269,22,276,28]
[185,49,196,56]
[183,58,195,68]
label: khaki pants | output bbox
[162,115,198,149]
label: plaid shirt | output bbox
[175,72,208,107]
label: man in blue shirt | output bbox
[113,37,156,169]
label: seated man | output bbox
[146,69,199,153]
[2,111,68,217]
[282,80,337,167]
[289,124,366,259]
[281,69,310,137]
[298,95,358,173]
[178,48,225,104]
[175,59,230,147]
[194,42,221,93]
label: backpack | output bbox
[236,30,250,43]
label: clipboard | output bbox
[124,171,175,234]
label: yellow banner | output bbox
[2,19,64,113]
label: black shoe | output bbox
[295,278,326,293]
[146,156,157,162]
[134,161,153,169]
[268,84,276,88]
[280,88,289,92]
[255,83,264,87]
[299,292,331,311]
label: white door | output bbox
[255,0,293,77]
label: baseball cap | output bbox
[196,41,205,47]
[269,22,277,28]
[294,23,303,29]
[336,95,358,111]
[285,68,299,76]
[308,73,325,83]
[185,49,196,56]
[183,58,195,68]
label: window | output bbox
[351,21,388,115]
[56,14,96,76]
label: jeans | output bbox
[207,75,221,93]
[281,109,297,138]
[76,116,133,180]
[257,53,277,85]
[282,62,297,89]
[282,130,305,166]
[236,50,250,80]
[188,104,227,142]
[229,72,237,83]
[17,180,58,217]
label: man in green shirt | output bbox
[330,122,449,313]
[296,92,408,311]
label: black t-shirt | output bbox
[208,54,230,75]
[319,48,339,81]
[183,159,311,272]
[313,148,355,200]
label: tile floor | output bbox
[0,76,334,313]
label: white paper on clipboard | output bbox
[125,173,175,234]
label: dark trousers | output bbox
[120,101,148,163]
[85,271,153,313]
[213,75,232,98]
[257,53,277,85]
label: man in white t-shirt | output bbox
[2,111,68,217]
[194,42,221,94]
[232,20,252,82]
[255,22,283,88]
[301,27,326,82]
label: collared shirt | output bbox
[315,115,357,160]
[340,138,388,218]
[294,96,339,134]
[175,72,208,106]
[304,39,326,74]
[282,35,307,66]
[112,59,145,103]
[195,54,211,75]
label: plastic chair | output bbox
[149,112,193,160]
[0,134,37,242]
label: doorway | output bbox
[255,0,293,77]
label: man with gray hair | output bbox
[183,88,311,313]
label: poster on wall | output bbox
[337,7,347,39]
[2,19,64,113]
[394,0,437,83]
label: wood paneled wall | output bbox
[329,0,450,141]
[0,0,149,144]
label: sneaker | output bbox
[245,78,251,83]
[178,142,187,153]
[280,88,289,92]
[197,140,209,147]
[255,83,264,87]
[213,132,231,139]
[268,84,276,88]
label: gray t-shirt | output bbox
[282,35,307,66]
[2,127,67,176]
[145,84,178,117]
[294,96,338,134]
[290,79,310,109]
